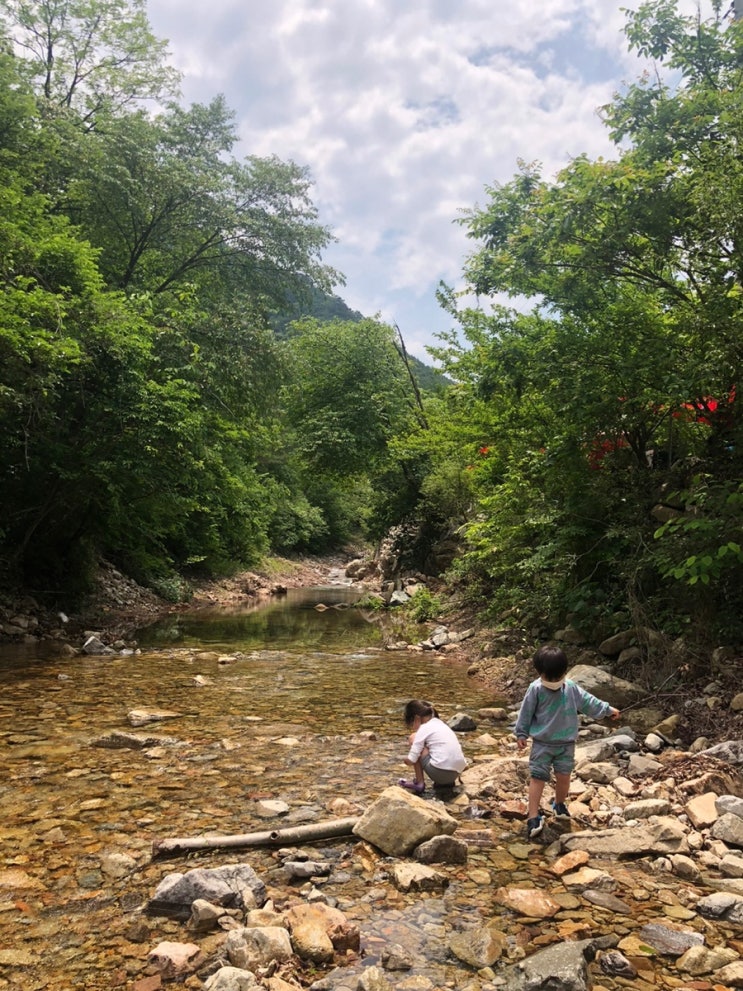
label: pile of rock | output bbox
[458,707,743,989]
[136,722,743,990]
[143,862,361,989]
[107,668,743,991]
[0,559,167,646]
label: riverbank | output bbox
[0,555,351,646]
[1,553,740,747]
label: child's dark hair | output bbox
[404,699,439,727]
[533,645,568,682]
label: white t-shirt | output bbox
[406,717,467,772]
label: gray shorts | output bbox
[421,754,460,786]
[529,740,576,781]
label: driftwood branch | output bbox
[152,816,359,860]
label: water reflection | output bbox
[137,585,381,653]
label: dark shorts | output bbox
[421,754,460,786]
[529,740,576,781]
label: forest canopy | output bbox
[416,0,742,642]
[0,0,404,596]
[0,0,739,647]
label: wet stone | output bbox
[551,849,590,876]
[76,869,104,889]
[582,890,632,914]
[494,886,562,919]
[663,903,697,921]
[637,922,704,957]
[390,864,449,893]
[507,842,533,860]
[552,892,582,910]
[449,923,507,968]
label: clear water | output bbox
[0,587,725,990]
[0,586,508,990]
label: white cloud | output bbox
[146,0,722,360]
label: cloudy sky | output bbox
[145,0,712,362]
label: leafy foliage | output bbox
[653,479,743,586]
[0,0,179,123]
[0,2,342,595]
[1,0,738,654]
[415,1,742,640]
[281,317,418,477]
[407,587,443,623]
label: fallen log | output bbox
[152,816,359,860]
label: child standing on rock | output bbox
[398,699,467,794]
[515,645,619,839]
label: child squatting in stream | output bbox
[398,699,467,795]
[515,645,620,839]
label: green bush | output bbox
[148,574,192,603]
[407,587,443,622]
[268,491,329,552]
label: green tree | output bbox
[282,318,416,477]
[428,0,742,637]
[63,97,337,307]
[0,156,153,589]
[276,318,420,548]
[0,168,280,591]
[0,12,342,591]
[0,0,179,123]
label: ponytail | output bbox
[403,699,439,727]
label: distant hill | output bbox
[271,285,364,334]
[407,352,449,393]
[272,286,450,393]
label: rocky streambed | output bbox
[125,721,743,991]
[3,635,743,991]
[2,568,743,991]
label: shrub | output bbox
[408,587,443,622]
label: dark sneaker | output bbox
[551,801,571,819]
[526,815,544,839]
[398,778,425,795]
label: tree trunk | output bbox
[151,816,359,860]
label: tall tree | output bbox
[63,97,337,308]
[272,318,421,548]
[426,0,742,636]
[0,0,179,123]
[282,318,416,478]
[0,3,343,591]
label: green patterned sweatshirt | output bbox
[514,678,612,745]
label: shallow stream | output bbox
[0,584,509,990]
[1,585,732,991]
